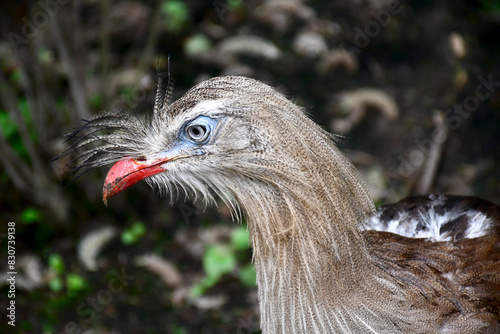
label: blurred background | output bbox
[0,0,499,333]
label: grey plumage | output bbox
[66,76,500,333]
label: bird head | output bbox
[71,76,327,211]
[67,75,375,257]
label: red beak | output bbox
[102,157,170,205]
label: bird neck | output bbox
[244,141,376,266]
[236,135,383,332]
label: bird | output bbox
[68,75,500,333]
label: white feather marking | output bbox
[464,211,493,238]
[190,99,227,115]
[362,198,493,242]
[442,272,455,283]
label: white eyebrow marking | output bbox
[190,99,227,114]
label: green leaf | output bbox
[21,207,41,224]
[121,222,146,245]
[0,110,16,137]
[228,0,242,10]
[203,244,236,281]
[11,137,28,157]
[190,281,206,297]
[18,98,32,123]
[48,254,65,274]
[239,263,256,287]
[162,0,189,31]
[184,34,211,57]
[173,327,187,334]
[9,68,22,83]
[38,46,52,64]
[190,275,218,297]
[66,273,87,293]
[49,277,63,292]
[231,226,249,250]
[120,87,133,100]
[42,323,54,334]
[131,222,146,235]
[121,231,135,245]
[89,94,103,109]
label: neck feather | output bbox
[216,102,417,333]
[232,122,407,332]
[238,147,419,332]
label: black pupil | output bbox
[190,125,205,140]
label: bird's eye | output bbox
[182,115,216,144]
[186,124,209,142]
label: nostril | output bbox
[134,156,147,162]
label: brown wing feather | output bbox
[365,196,500,332]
